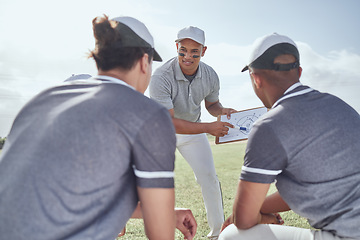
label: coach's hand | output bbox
[207,121,233,137]
[221,107,237,120]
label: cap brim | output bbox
[153,50,162,62]
[241,66,249,72]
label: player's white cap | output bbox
[111,16,162,61]
[242,33,300,72]
[175,26,205,46]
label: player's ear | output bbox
[139,53,150,74]
[251,72,262,88]
[298,66,302,78]
[201,46,207,57]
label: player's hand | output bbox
[175,208,197,240]
[260,213,284,225]
[221,108,237,120]
[220,214,233,233]
[208,121,233,137]
[117,226,126,237]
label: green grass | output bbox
[118,135,311,239]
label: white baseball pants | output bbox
[176,133,224,238]
[219,224,355,240]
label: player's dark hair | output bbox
[89,15,153,71]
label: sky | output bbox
[0,0,359,137]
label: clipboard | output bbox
[215,106,268,144]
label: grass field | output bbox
[118,135,311,239]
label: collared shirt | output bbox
[241,84,360,238]
[0,78,176,239]
[149,57,220,122]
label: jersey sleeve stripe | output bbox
[133,166,174,179]
[242,166,282,176]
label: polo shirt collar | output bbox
[272,82,314,109]
[92,75,135,90]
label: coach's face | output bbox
[176,39,207,76]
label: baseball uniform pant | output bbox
[176,133,224,238]
[219,224,355,240]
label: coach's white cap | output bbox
[111,16,162,61]
[242,33,300,72]
[175,26,205,45]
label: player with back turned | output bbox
[219,33,360,240]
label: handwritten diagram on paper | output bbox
[215,107,268,144]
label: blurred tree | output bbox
[0,137,6,149]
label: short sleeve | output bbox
[241,121,287,184]
[132,107,176,188]
[149,75,174,110]
[204,68,220,103]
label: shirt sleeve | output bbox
[132,107,176,188]
[149,75,174,110]
[204,67,220,103]
[241,121,287,184]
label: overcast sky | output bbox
[0,0,359,137]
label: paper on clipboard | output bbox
[215,107,268,144]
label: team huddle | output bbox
[0,15,359,240]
